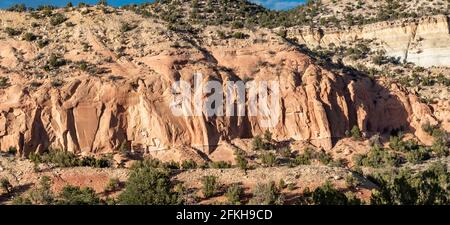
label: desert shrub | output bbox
[44,54,66,71]
[118,141,130,156]
[345,174,360,189]
[97,0,108,6]
[57,185,100,205]
[234,149,248,170]
[252,132,273,151]
[50,13,67,26]
[432,138,449,157]
[7,4,27,12]
[231,21,244,29]
[316,150,333,165]
[370,162,450,205]
[7,146,17,155]
[292,148,333,166]
[279,146,292,158]
[217,30,227,39]
[278,179,287,189]
[181,159,197,170]
[226,184,244,205]
[118,164,182,205]
[163,161,180,170]
[260,152,276,167]
[252,135,264,150]
[350,125,362,140]
[28,176,54,205]
[23,32,37,41]
[28,150,110,168]
[209,161,232,169]
[0,77,10,88]
[105,178,121,193]
[232,32,248,39]
[202,176,218,198]
[293,153,312,165]
[249,181,284,205]
[263,130,272,143]
[354,145,400,168]
[406,147,431,164]
[302,181,361,205]
[4,27,21,36]
[37,39,49,48]
[51,79,64,87]
[0,177,12,194]
[422,124,449,157]
[120,22,135,33]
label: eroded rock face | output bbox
[0,51,437,156]
[287,15,450,67]
[0,9,440,156]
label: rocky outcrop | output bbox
[286,15,450,67]
[0,9,440,157]
[0,49,437,156]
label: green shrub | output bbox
[105,178,121,193]
[302,181,361,205]
[249,181,284,205]
[120,22,135,33]
[355,145,400,168]
[7,4,27,12]
[209,161,232,169]
[370,162,450,205]
[37,39,49,48]
[201,176,218,198]
[181,159,197,170]
[50,13,67,26]
[23,32,37,41]
[7,146,17,155]
[4,27,21,36]
[226,184,244,205]
[260,152,276,167]
[234,149,248,170]
[252,135,264,150]
[118,165,182,205]
[350,125,362,140]
[0,177,12,194]
[57,185,100,205]
[232,32,248,39]
[28,176,54,205]
[163,161,180,170]
[0,77,10,88]
[406,147,431,164]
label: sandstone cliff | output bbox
[286,15,450,67]
[0,8,441,157]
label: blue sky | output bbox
[0,0,305,10]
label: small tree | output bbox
[29,176,54,205]
[235,149,248,171]
[118,165,182,205]
[252,135,264,150]
[202,176,218,199]
[350,125,362,140]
